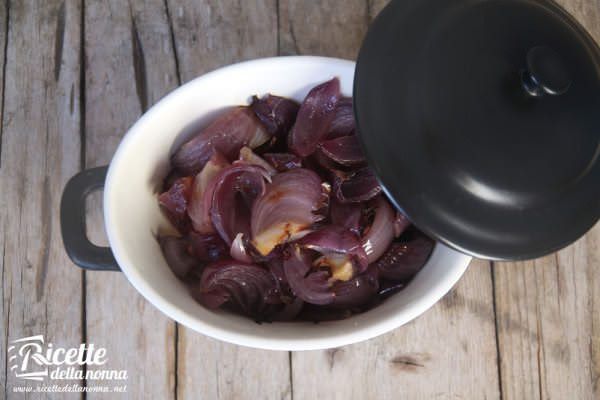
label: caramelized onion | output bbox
[158,176,193,233]
[361,197,395,263]
[282,245,334,305]
[172,107,269,175]
[319,135,366,166]
[333,167,382,203]
[288,78,340,157]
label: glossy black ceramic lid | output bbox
[354,0,600,260]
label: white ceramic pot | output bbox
[61,56,471,351]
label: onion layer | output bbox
[361,197,395,264]
[376,235,434,282]
[282,245,334,305]
[158,176,193,233]
[288,78,340,157]
[326,96,354,139]
[263,153,302,172]
[333,167,382,203]
[172,107,269,175]
[319,135,366,166]
[251,168,329,255]
[250,94,300,139]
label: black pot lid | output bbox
[354,0,600,260]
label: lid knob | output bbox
[521,46,572,97]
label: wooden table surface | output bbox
[0,0,598,399]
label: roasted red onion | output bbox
[263,153,302,172]
[394,210,411,237]
[376,235,434,282]
[288,78,340,157]
[330,198,362,236]
[159,236,198,279]
[196,260,280,317]
[333,167,382,203]
[188,152,230,233]
[187,232,229,264]
[361,196,395,264]
[238,146,277,176]
[172,107,270,175]
[298,226,368,276]
[251,168,329,256]
[158,176,193,233]
[210,164,270,245]
[283,245,334,305]
[326,96,354,139]
[250,94,300,139]
[158,79,436,323]
[319,135,366,166]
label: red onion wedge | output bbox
[319,135,366,166]
[172,107,270,175]
[158,176,193,233]
[230,233,253,263]
[331,266,379,308]
[187,232,229,263]
[282,245,334,305]
[394,210,411,237]
[330,199,362,236]
[326,96,354,139]
[263,153,302,172]
[361,196,395,264]
[159,236,198,279]
[288,78,340,157]
[298,226,368,279]
[251,168,329,256]
[376,235,434,282]
[238,146,277,176]
[333,167,382,203]
[196,260,280,317]
[188,152,230,233]
[250,94,300,139]
[210,164,270,246]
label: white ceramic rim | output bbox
[103,56,472,351]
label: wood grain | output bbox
[165,2,292,399]
[0,0,84,397]
[494,224,600,400]
[83,1,178,398]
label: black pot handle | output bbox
[60,166,120,271]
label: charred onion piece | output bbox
[251,168,329,256]
[158,176,193,233]
[376,235,434,282]
[250,94,300,139]
[288,78,340,157]
[172,107,270,175]
[333,167,382,203]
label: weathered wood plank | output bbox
[493,0,600,397]
[166,0,278,83]
[281,2,500,399]
[164,1,292,399]
[494,223,600,400]
[279,0,369,59]
[0,0,84,397]
[84,1,178,398]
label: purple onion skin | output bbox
[394,210,411,237]
[297,225,368,270]
[263,153,302,172]
[326,97,354,139]
[172,107,269,175]
[376,235,434,282]
[158,176,193,233]
[331,266,379,308]
[361,196,395,264]
[330,198,362,236]
[333,167,382,203]
[250,94,300,139]
[288,78,341,157]
[159,236,199,279]
[319,135,366,167]
[187,231,228,263]
[210,164,269,245]
[283,245,335,305]
[196,260,280,318]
